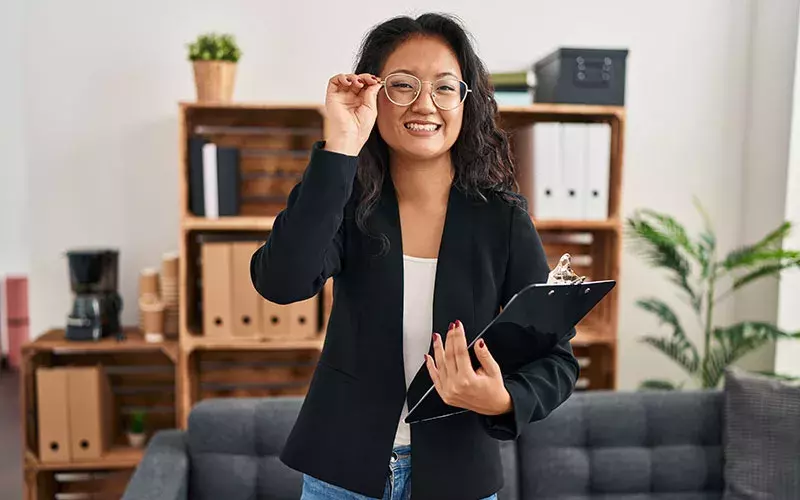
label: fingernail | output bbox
[432,333,438,342]
[357,78,363,84]
[478,339,485,348]
[456,320,462,329]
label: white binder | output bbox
[533,123,562,219]
[560,124,587,220]
[584,124,611,220]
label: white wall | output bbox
[0,0,28,354]
[19,0,798,387]
[776,1,800,378]
[733,0,800,373]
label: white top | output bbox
[394,254,438,447]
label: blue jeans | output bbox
[301,445,499,500]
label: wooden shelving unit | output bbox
[20,329,178,499]
[20,100,625,498]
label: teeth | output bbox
[405,123,438,131]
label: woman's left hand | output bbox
[425,320,513,416]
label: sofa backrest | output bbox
[185,390,725,500]
[512,390,724,500]
[186,397,305,500]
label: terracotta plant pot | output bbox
[193,61,237,102]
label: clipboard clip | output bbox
[547,253,587,285]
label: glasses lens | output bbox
[432,78,467,110]
[384,74,420,105]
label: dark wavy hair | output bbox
[352,13,524,244]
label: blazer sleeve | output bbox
[481,205,581,441]
[250,141,358,305]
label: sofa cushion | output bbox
[187,397,305,500]
[517,390,723,499]
[723,367,800,499]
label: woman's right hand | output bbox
[323,73,383,157]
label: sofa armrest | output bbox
[122,430,188,500]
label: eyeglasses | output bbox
[380,73,471,111]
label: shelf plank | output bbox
[182,216,619,233]
[31,446,143,471]
[571,327,616,347]
[183,215,276,231]
[24,328,177,359]
[180,101,324,112]
[533,218,620,232]
[179,101,623,118]
[498,103,625,119]
[184,335,325,352]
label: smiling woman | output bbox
[249,11,580,500]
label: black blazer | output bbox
[250,142,580,500]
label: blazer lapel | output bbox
[431,184,476,349]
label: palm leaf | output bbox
[636,298,699,366]
[721,222,793,270]
[732,259,800,290]
[639,379,680,391]
[703,322,799,388]
[637,209,701,259]
[626,215,701,311]
[702,336,771,388]
[641,336,700,376]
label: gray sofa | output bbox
[122,390,724,499]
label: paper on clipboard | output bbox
[403,277,616,424]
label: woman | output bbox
[250,12,580,500]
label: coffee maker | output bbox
[65,249,123,341]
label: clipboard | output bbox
[404,279,616,424]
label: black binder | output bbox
[404,279,616,424]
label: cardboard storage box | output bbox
[36,366,113,462]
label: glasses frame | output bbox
[379,72,472,111]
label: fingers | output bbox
[475,338,501,378]
[444,323,459,375]
[329,73,381,96]
[449,320,471,374]
[425,354,442,392]
[432,332,447,379]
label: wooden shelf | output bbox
[533,218,620,232]
[183,215,276,231]
[179,100,623,118]
[26,446,144,472]
[180,101,324,112]
[183,335,325,352]
[571,325,616,347]
[498,102,625,118]
[26,328,178,362]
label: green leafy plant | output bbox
[626,201,800,389]
[129,411,146,435]
[187,32,242,63]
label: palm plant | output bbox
[626,201,800,389]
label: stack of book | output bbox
[490,69,535,106]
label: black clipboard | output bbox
[404,279,616,424]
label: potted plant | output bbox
[626,201,800,390]
[127,410,147,448]
[187,32,242,102]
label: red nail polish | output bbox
[432,333,437,342]
[456,320,462,329]
[449,322,455,330]
[478,339,485,348]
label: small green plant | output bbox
[187,32,242,63]
[129,411,146,434]
[626,200,800,390]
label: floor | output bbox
[0,369,22,499]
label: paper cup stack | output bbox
[160,252,179,339]
[139,268,160,331]
[139,294,165,342]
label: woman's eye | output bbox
[437,85,456,93]
[391,82,414,89]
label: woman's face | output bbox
[377,35,464,162]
